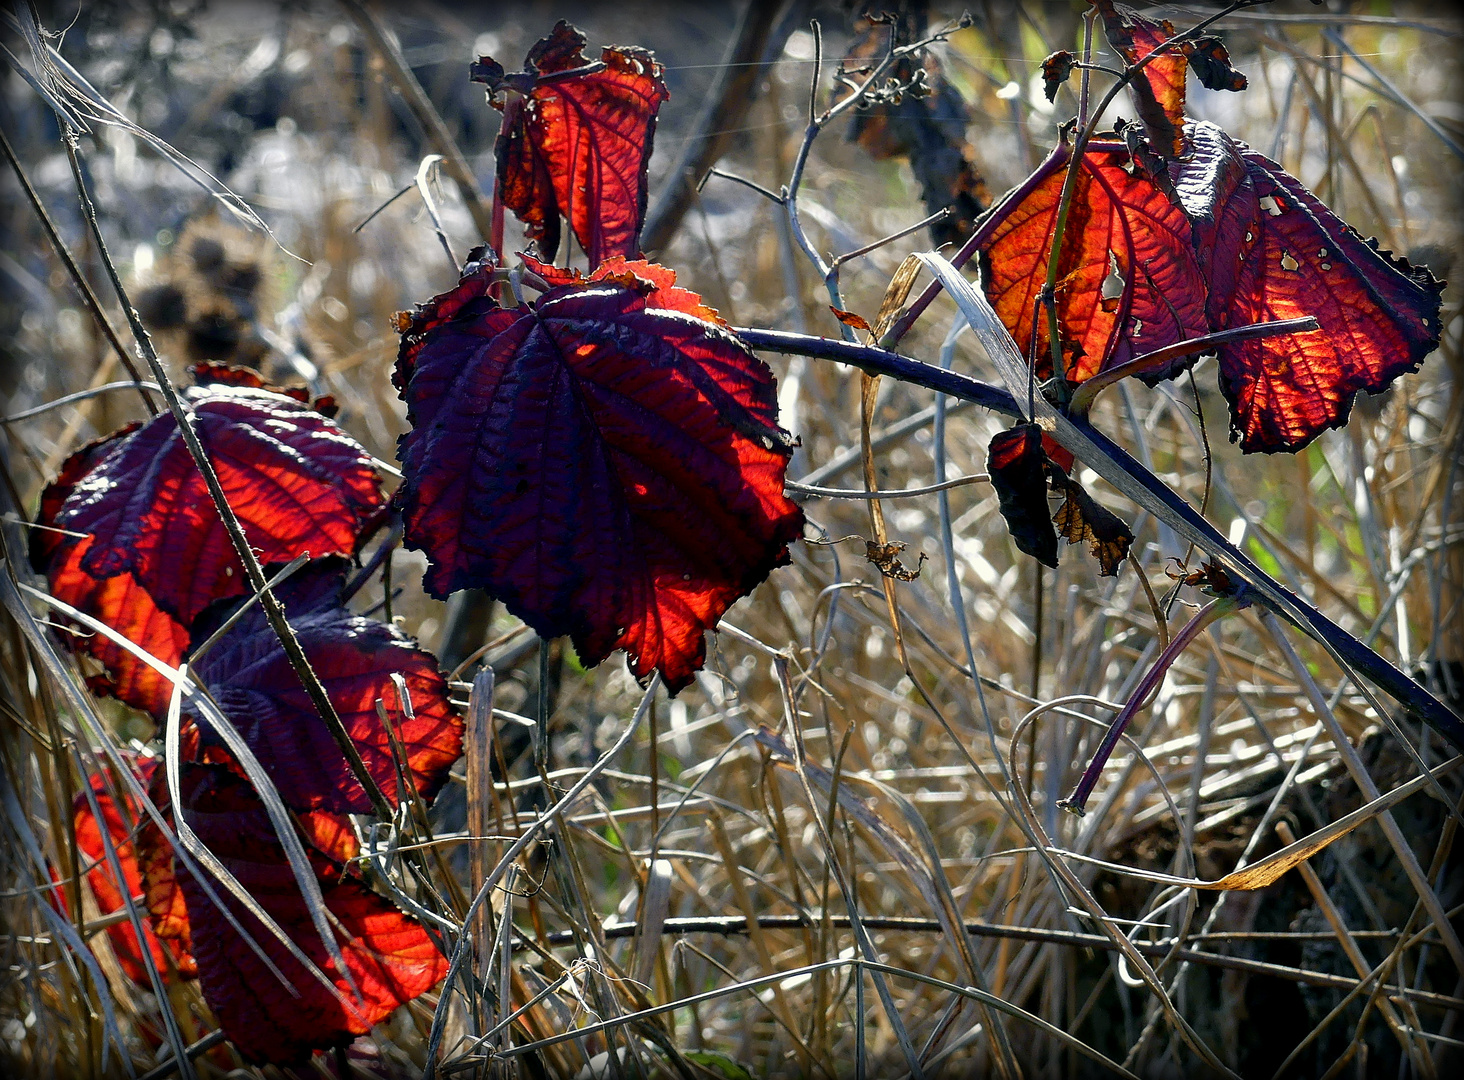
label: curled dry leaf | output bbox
[1041,50,1077,103]
[143,761,447,1065]
[865,539,926,582]
[33,366,385,715]
[394,258,804,693]
[473,21,668,265]
[1186,37,1247,93]
[986,424,1058,569]
[188,561,463,816]
[1096,0,1188,159]
[1053,479,1133,577]
[842,14,989,247]
[1097,1,1246,159]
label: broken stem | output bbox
[736,325,1464,755]
[1059,595,1240,816]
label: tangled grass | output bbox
[1,2,1461,1077]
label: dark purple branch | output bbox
[739,327,1464,753]
[1059,596,1237,815]
[734,328,1020,417]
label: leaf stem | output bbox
[1066,316,1320,416]
[1078,7,1098,128]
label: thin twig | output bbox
[1,125,156,415]
[641,0,786,252]
[59,124,395,822]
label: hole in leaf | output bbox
[1100,253,1125,311]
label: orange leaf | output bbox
[1097,0,1187,159]
[977,140,1208,383]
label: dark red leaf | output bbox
[46,538,190,716]
[1041,50,1077,103]
[161,762,446,1065]
[473,21,668,265]
[1053,479,1133,577]
[73,759,191,985]
[977,140,1208,383]
[1097,0,1187,159]
[1171,123,1444,451]
[1042,433,1075,475]
[187,361,339,417]
[1187,37,1247,92]
[39,369,384,629]
[520,254,729,326]
[137,764,194,973]
[987,424,1058,569]
[188,562,463,816]
[34,429,187,716]
[394,259,804,692]
[1169,122,1257,328]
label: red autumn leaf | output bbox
[48,537,190,716]
[36,429,189,716]
[393,259,804,692]
[187,360,339,417]
[157,762,447,1065]
[1097,0,1187,159]
[135,761,195,971]
[977,139,1208,383]
[1042,433,1075,475]
[1171,123,1444,451]
[473,21,668,266]
[38,367,384,630]
[987,424,1059,569]
[520,253,729,326]
[188,561,463,816]
[72,759,192,985]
